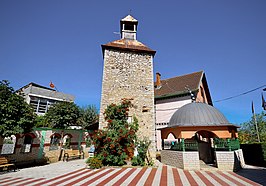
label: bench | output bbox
[0,157,16,172]
[63,149,84,162]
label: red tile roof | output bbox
[102,39,156,55]
[154,71,204,98]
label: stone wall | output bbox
[161,150,183,169]
[183,152,200,170]
[234,149,246,170]
[215,150,245,171]
[161,150,200,170]
[99,49,156,157]
[215,151,235,170]
[162,149,245,171]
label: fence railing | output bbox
[163,139,198,151]
[213,138,240,151]
[163,138,240,152]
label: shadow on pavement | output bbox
[236,167,266,186]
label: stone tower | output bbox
[99,15,156,156]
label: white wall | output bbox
[155,96,191,124]
[155,96,191,150]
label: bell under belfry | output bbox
[99,15,156,158]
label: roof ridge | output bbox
[160,70,204,82]
[17,82,56,92]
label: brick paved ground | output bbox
[0,159,263,186]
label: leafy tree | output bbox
[44,101,80,129]
[92,99,139,166]
[0,80,36,137]
[238,112,266,143]
[78,105,98,129]
[35,115,48,128]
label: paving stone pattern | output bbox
[0,159,262,186]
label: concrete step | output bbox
[200,160,218,171]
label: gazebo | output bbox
[160,102,245,170]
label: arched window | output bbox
[167,133,176,140]
[21,134,33,153]
[163,133,177,150]
[63,134,72,149]
[1,135,16,155]
[49,133,61,151]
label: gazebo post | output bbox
[181,138,185,152]
[227,138,231,151]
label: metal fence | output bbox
[213,138,240,151]
[163,139,198,151]
[163,138,240,152]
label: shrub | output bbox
[86,157,103,169]
[92,99,139,166]
[131,156,144,166]
[240,143,266,167]
[132,138,152,166]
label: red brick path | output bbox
[0,165,261,186]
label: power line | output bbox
[214,84,266,103]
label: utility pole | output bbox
[252,101,261,142]
[253,114,261,142]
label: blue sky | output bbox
[0,0,265,124]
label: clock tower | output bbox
[99,15,156,157]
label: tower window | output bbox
[49,133,61,151]
[124,24,134,31]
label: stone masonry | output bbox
[215,149,245,171]
[161,150,200,170]
[215,151,235,170]
[99,49,156,156]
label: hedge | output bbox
[240,143,266,167]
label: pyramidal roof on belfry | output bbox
[102,15,156,55]
[121,15,138,22]
[102,39,155,54]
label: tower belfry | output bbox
[99,15,157,158]
[120,15,138,40]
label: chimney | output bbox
[156,72,161,88]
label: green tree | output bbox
[79,105,98,129]
[238,112,266,143]
[0,80,36,137]
[44,101,80,129]
[35,115,47,128]
[92,99,139,166]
